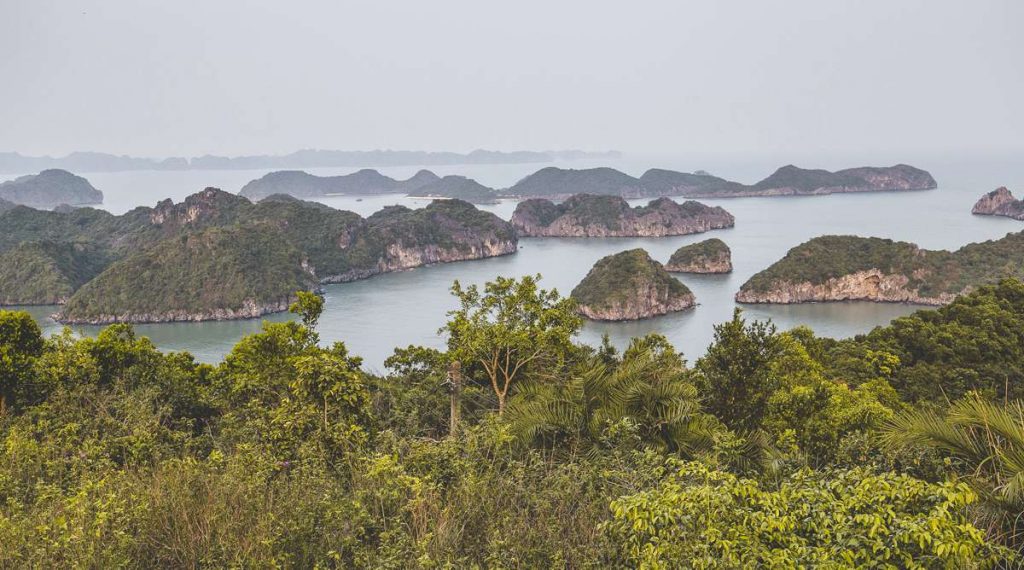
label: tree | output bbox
[508,335,718,454]
[695,309,783,431]
[604,461,1011,567]
[882,396,1024,552]
[442,275,581,414]
[0,310,45,413]
[289,290,324,329]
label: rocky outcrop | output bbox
[511,194,734,237]
[571,248,695,320]
[665,238,732,273]
[239,169,441,200]
[972,187,1024,220]
[57,297,297,325]
[0,169,103,207]
[736,233,1024,305]
[321,200,518,282]
[735,269,955,305]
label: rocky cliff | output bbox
[239,169,441,200]
[571,248,695,320]
[736,233,1024,305]
[972,187,1024,221]
[322,200,518,282]
[665,238,732,273]
[511,194,734,237]
[2,186,517,322]
[0,169,103,207]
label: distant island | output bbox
[504,164,936,199]
[0,149,621,174]
[0,169,103,208]
[238,163,935,203]
[665,238,732,273]
[511,194,734,237]
[0,188,517,323]
[239,169,441,200]
[972,187,1024,221]
[571,248,695,320]
[736,233,1024,305]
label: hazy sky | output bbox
[2,0,1021,158]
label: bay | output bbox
[6,152,1022,372]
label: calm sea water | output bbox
[6,152,1022,372]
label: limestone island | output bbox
[503,164,936,200]
[665,238,732,273]
[736,233,1024,305]
[571,248,695,320]
[0,187,517,323]
[407,175,500,204]
[972,187,1024,221]
[0,169,103,208]
[239,169,442,201]
[511,194,734,237]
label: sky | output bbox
[1,0,1021,158]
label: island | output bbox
[501,164,936,199]
[972,187,1024,221]
[511,194,734,237]
[239,169,441,200]
[0,169,103,207]
[407,175,500,204]
[59,224,318,324]
[665,238,732,273]
[0,188,518,322]
[735,233,1024,305]
[570,248,695,320]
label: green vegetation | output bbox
[667,237,732,272]
[571,248,692,312]
[1,276,1023,566]
[0,189,513,319]
[60,224,317,322]
[742,232,1024,298]
[0,241,110,304]
[0,169,103,207]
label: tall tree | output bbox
[0,310,44,413]
[442,275,581,414]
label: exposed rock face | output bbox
[972,187,1024,220]
[0,169,103,207]
[571,248,695,321]
[666,238,732,273]
[501,164,935,199]
[511,194,734,237]
[239,169,441,200]
[321,200,518,282]
[735,269,955,305]
[736,233,1024,306]
[150,187,251,228]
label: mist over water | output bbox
[7,152,1023,371]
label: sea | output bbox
[6,151,1022,372]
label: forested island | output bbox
[237,163,935,203]
[1,275,1023,566]
[503,163,936,199]
[571,248,695,320]
[736,232,1024,304]
[511,194,734,237]
[0,188,516,323]
[973,187,1024,221]
[0,169,103,207]
[665,238,733,273]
